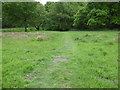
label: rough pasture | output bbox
[2,31,118,88]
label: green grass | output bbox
[2,30,118,88]
[0,33,2,89]
[1,27,35,32]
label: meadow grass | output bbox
[0,34,2,89]
[1,27,35,32]
[2,30,118,88]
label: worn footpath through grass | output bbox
[2,31,118,88]
[35,32,78,88]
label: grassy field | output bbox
[0,27,35,32]
[0,32,2,89]
[2,31,118,88]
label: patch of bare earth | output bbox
[99,77,118,84]
[67,71,73,75]
[0,34,2,38]
[3,32,48,40]
[3,32,29,40]
[52,55,68,61]
[55,55,62,58]
[112,37,120,41]
[25,73,37,80]
[84,33,95,37]
[28,32,45,35]
[36,36,48,41]
[52,58,68,61]
[65,46,72,48]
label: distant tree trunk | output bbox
[35,25,40,30]
[37,26,40,30]
[25,26,27,32]
[24,18,27,32]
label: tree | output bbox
[2,2,120,31]
[2,2,39,32]
[44,2,80,31]
[73,7,88,29]
[87,9,109,28]
[31,3,46,30]
[108,2,120,28]
[73,2,120,29]
[2,2,16,28]
[44,2,54,12]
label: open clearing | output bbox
[0,33,2,89]
[2,31,118,88]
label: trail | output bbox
[36,32,77,88]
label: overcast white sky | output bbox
[35,0,60,5]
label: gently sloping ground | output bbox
[42,32,78,87]
[27,32,77,88]
[51,32,77,62]
[2,31,118,88]
[0,37,2,89]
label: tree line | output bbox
[2,2,120,31]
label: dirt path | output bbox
[38,32,78,88]
[26,32,78,88]
[52,32,77,62]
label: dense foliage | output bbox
[2,2,120,31]
[2,2,44,31]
